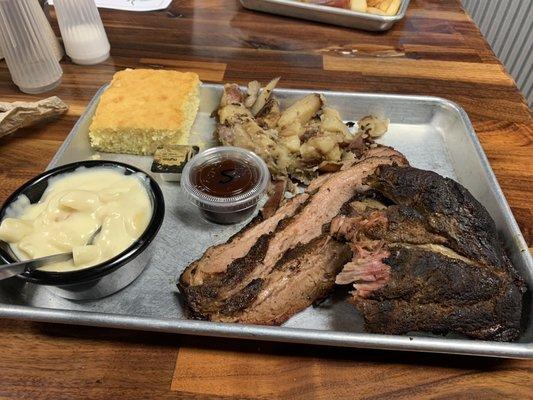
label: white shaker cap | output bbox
[54,0,110,65]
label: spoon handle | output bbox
[0,252,72,280]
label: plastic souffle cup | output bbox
[181,147,270,225]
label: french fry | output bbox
[349,0,367,12]
[367,6,386,15]
[298,0,400,15]
[385,0,401,15]
[378,0,393,11]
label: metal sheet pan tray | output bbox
[239,0,411,31]
[0,83,531,359]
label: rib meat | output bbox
[179,149,408,324]
[333,165,526,341]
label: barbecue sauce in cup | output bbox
[192,159,257,198]
[181,147,270,224]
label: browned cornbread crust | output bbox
[89,68,200,155]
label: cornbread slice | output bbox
[89,68,201,155]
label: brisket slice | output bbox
[334,165,525,341]
[181,193,310,287]
[208,236,351,324]
[179,149,408,324]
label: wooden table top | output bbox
[0,0,532,399]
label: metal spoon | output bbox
[0,226,102,280]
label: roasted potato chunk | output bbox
[358,115,390,138]
[218,104,252,125]
[280,134,301,153]
[251,77,280,116]
[300,142,321,161]
[320,107,351,139]
[279,120,303,137]
[244,80,261,108]
[256,98,281,129]
[278,94,322,128]
[308,136,336,155]
[215,79,390,185]
[325,145,342,162]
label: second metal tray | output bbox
[0,83,531,358]
[239,0,411,31]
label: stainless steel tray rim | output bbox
[1,304,531,359]
[2,82,531,359]
[239,0,411,31]
[247,0,405,21]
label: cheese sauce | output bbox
[0,167,152,272]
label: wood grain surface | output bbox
[0,0,532,399]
